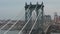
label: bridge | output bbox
[0,2,57,34]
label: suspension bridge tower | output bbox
[24,2,44,34]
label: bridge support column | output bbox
[24,2,44,34]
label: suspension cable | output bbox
[18,6,33,34]
[18,14,32,34]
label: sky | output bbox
[0,0,60,20]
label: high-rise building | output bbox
[54,12,60,24]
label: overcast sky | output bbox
[0,0,60,20]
